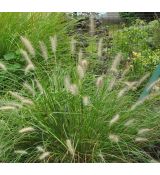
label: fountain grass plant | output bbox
[0,35,160,163]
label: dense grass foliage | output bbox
[0,13,76,93]
[0,13,160,163]
[0,34,160,162]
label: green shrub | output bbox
[111,23,149,58]
[111,19,160,75]
[132,49,160,74]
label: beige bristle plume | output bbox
[9,91,34,105]
[118,86,129,98]
[109,134,119,143]
[14,150,28,155]
[146,78,160,91]
[69,84,78,95]
[108,77,116,91]
[64,77,78,95]
[137,128,151,135]
[0,105,17,111]
[98,152,105,162]
[134,73,150,90]
[64,76,71,92]
[39,152,50,160]
[82,96,90,106]
[124,119,135,127]
[77,65,85,79]
[19,127,35,133]
[152,85,160,92]
[5,102,23,109]
[71,37,76,55]
[120,67,130,80]
[135,137,148,143]
[96,76,104,89]
[111,53,122,73]
[118,81,137,98]
[35,79,44,94]
[39,41,48,61]
[150,159,159,163]
[36,146,45,153]
[23,82,35,97]
[50,35,57,53]
[124,81,137,89]
[20,49,33,65]
[130,96,148,111]
[79,59,88,71]
[89,13,95,36]
[78,49,83,62]
[25,64,35,75]
[109,114,120,126]
[66,139,75,157]
[97,38,103,59]
[20,36,35,57]
[0,62,7,71]
[20,49,35,74]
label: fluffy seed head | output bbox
[71,37,76,55]
[82,96,90,106]
[35,79,44,94]
[109,114,120,126]
[131,96,148,111]
[25,64,35,75]
[118,81,137,98]
[39,152,50,160]
[96,76,103,89]
[121,66,130,80]
[39,41,48,61]
[0,62,7,71]
[137,128,151,135]
[20,49,33,65]
[109,134,119,143]
[66,139,75,157]
[118,87,129,98]
[14,150,28,155]
[9,91,34,105]
[108,77,116,91]
[78,49,83,62]
[0,105,17,111]
[150,159,159,163]
[79,59,88,71]
[69,84,78,95]
[98,152,105,162]
[20,36,35,57]
[77,65,85,79]
[36,146,45,153]
[64,76,71,92]
[19,127,35,133]
[20,49,35,74]
[111,53,122,73]
[152,85,160,92]
[5,102,23,109]
[147,78,160,91]
[135,137,148,143]
[50,35,57,53]
[124,119,135,127]
[97,38,103,59]
[23,82,35,97]
[89,13,95,36]
[135,73,150,90]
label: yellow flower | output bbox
[132,51,141,58]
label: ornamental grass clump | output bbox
[0,33,160,163]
